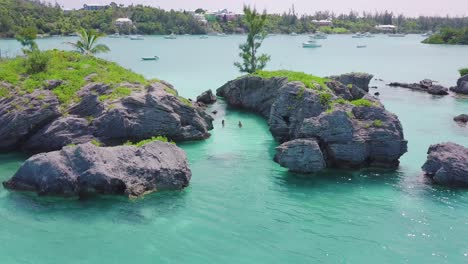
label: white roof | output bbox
[376,25,396,29]
[116,18,132,22]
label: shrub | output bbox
[334,98,347,105]
[373,120,383,127]
[253,70,330,89]
[319,93,332,106]
[24,51,49,74]
[124,136,174,147]
[91,139,102,147]
[0,87,9,98]
[459,68,468,76]
[99,87,132,101]
[351,99,372,107]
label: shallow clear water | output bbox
[0,35,467,263]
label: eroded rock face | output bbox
[422,142,468,187]
[0,89,60,151]
[3,141,191,197]
[196,89,217,104]
[217,73,407,173]
[329,73,374,92]
[274,139,326,173]
[0,81,213,153]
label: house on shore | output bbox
[375,25,396,32]
[115,18,133,26]
[312,19,333,27]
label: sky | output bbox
[48,0,467,17]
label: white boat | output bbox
[109,33,121,38]
[141,56,160,61]
[357,45,367,48]
[388,34,406,37]
[302,40,322,48]
[290,32,298,36]
[352,33,365,38]
[216,33,228,37]
[421,32,433,37]
[199,35,208,39]
[130,35,144,40]
[164,33,177,39]
[310,32,327,39]
[364,32,375,38]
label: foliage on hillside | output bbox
[422,28,468,45]
[1,0,468,37]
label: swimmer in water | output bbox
[238,121,243,128]
[222,120,225,127]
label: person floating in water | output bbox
[222,120,225,128]
[238,121,243,128]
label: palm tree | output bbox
[66,28,110,55]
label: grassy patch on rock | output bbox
[460,68,468,76]
[0,50,147,105]
[124,136,174,147]
[350,98,373,107]
[252,70,330,89]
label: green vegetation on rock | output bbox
[351,98,373,107]
[373,120,383,127]
[253,70,330,89]
[91,139,102,147]
[0,50,147,104]
[99,87,132,102]
[459,68,468,76]
[124,136,174,147]
[422,28,468,45]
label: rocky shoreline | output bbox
[216,72,408,173]
[0,81,213,153]
[388,74,468,96]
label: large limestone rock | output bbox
[217,73,407,173]
[0,81,213,153]
[329,73,374,92]
[3,141,191,197]
[422,142,468,187]
[274,139,326,173]
[196,89,217,104]
[450,75,468,95]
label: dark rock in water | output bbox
[211,110,218,115]
[0,81,213,153]
[196,89,217,104]
[274,139,326,173]
[422,142,468,187]
[44,80,63,90]
[454,114,468,123]
[428,85,449,95]
[450,75,468,95]
[3,141,191,197]
[389,80,448,95]
[329,73,374,92]
[370,86,378,89]
[374,92,380,96]
[217,74,407,173]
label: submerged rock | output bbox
[0,81,213,153]
[217,73,407,173]
[422,142,468,187]
[196,89,217,104]
[274,139,326,173]
[454,114,468,123]
[3,141,191,197]
[388,80,449,95]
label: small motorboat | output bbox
[141,56,159,61]
[216,33,228,37]
[199,35,208,39]
[364,32,374,38]
[302,40,322,48]
[290,32,298,36]
[388,33,406,37]
[164,33,177,39]
[356,45,367,48]
[352,33,365,38]
[130,35,144,40]
[310,32,327,39]
[109,33,121,38]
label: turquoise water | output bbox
[1,35,468,263]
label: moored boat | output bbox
[388,33,406,37]
[310,32,327,39]
[130,35,144,40]
[164,33,177,39]
[302,40,322,48]
[141,56,159,61]
[352,33,365,38]
[357,45,367,48]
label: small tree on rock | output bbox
[234,6,270,74]
[66,28,110,55]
